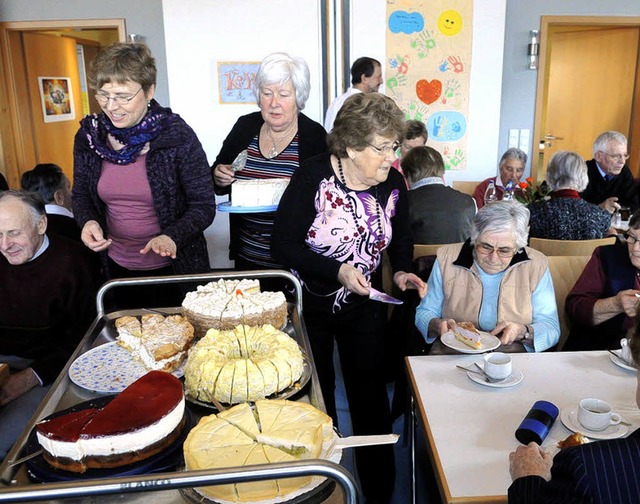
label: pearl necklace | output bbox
[336,157,386,251]
[265,122,297,159]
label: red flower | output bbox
[526,177,534,184]
[518,181,528,190]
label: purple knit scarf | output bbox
[79,99,166,165]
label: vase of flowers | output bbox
[515,177,551,205]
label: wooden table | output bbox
[406,351,640,504]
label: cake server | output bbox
[7,449,43,467]
[369,288,403,305]
[231,149,248,172]
[333,433,399,449]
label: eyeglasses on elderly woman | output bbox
[623,232,640,245]
[475,242,518,258]
[365,141,400,156]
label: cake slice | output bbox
[217,402,260,440]
[454,322,483,349]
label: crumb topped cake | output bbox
[183,399,333,502]
[231,178,289,207]
[182,279,288,338]
[36,371,185,473]
[184,324,304,404]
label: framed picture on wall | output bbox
[38,76,75,123]
[217,62,260,104]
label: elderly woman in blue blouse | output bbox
[415,201,560,353]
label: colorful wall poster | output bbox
[386,1,473,170]
[38,77,75,123]
[217,62,261,104]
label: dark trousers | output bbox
[304,299,395,503]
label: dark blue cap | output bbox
[515,400,559,445]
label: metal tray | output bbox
[0,271,356,503]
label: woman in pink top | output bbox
[73,43,216,309]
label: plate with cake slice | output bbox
[69,342,185,394]
[441,323,500,354]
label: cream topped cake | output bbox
[231,178,289,207]
[182,279,288,337]
[36,371,185,473]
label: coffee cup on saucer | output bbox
[577,398,621,431]
[620,338,633,365]
[483,352,512,380]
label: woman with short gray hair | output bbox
[416,200,560,353]
[529,151,612,240]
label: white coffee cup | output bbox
[577,398,621,431]
[620,338,633,365]
[483,352,512,379]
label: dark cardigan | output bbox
[72,102,216,276]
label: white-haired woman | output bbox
[416,201,560,352]
[213,52,327,270]
[529,151,612,240]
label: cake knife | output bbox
[231,149,248,172]
[333,433,399,449]
[369,288,403,305]
[7,449,43,467]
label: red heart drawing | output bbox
[416,79,442,105]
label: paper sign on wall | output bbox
[217,62,261,104]
[38,76,75,123]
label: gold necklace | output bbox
[265,121,297,159]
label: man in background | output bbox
[581,130,639,214]
[0,190,98,460]
[323,56,383,132]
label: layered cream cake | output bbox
[184,324,304,404]
[231,178,289,207]
[183,399,333,502]
[115,314,195,372]
[182,279,288,338]
[454,322,483,349]
[36,371,185,473]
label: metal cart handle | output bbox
[95,270,303,317]
[0,459,358,503]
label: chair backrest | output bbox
[452,180,481,196]
[529,236,616,257]
[413,243,462,260]
[546,255,590,350]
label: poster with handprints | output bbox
[217,62,260,104]
[386,0,472,170]
[38,77,75,123]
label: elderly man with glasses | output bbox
[580,130,639,214]
[415,201,560,354]
[565,210,640,351]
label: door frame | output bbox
[531,15,640,182]
[0,19,125,188]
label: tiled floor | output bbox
[333,350,437,504]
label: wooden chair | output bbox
[452,180,481,196]
[528,236,616,257]
[546,255,590,350]
[413,243,462,260]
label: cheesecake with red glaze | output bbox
[36,371,185,473]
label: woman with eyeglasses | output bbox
[272,92,426,504]
[212,52,327,272]
[528,151,613,240]
[72,43,216,308]
[416,201,560,353]
[565,210,640,351]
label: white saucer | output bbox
[609,350,637,372]
[441,330,501,354]
[560,409,628,440]
[466,367,523,388]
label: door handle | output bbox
[543,134,564,140]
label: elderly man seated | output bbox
[415,201,560,353]
[508,312,640,503]
[0,190,98,460]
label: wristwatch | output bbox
[522,325,533,341]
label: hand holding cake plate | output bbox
[441,330,500,354]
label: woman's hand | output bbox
[0,368,39,407]
[337,264,370,296]
[428,318,456,338]
[141,234,177,259]
[491,321,527,345]
[393,271,427,298]
[81,220,112,252]
[213,163,236,187]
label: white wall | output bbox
[162,0,325,269]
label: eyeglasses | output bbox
[624,233,640,245]
[600,151,630,163]
[365,141,400,156]
[94,87,143,106]
[475,242,517,258]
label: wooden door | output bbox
[22,31,83,182]
[533,18,640,181]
